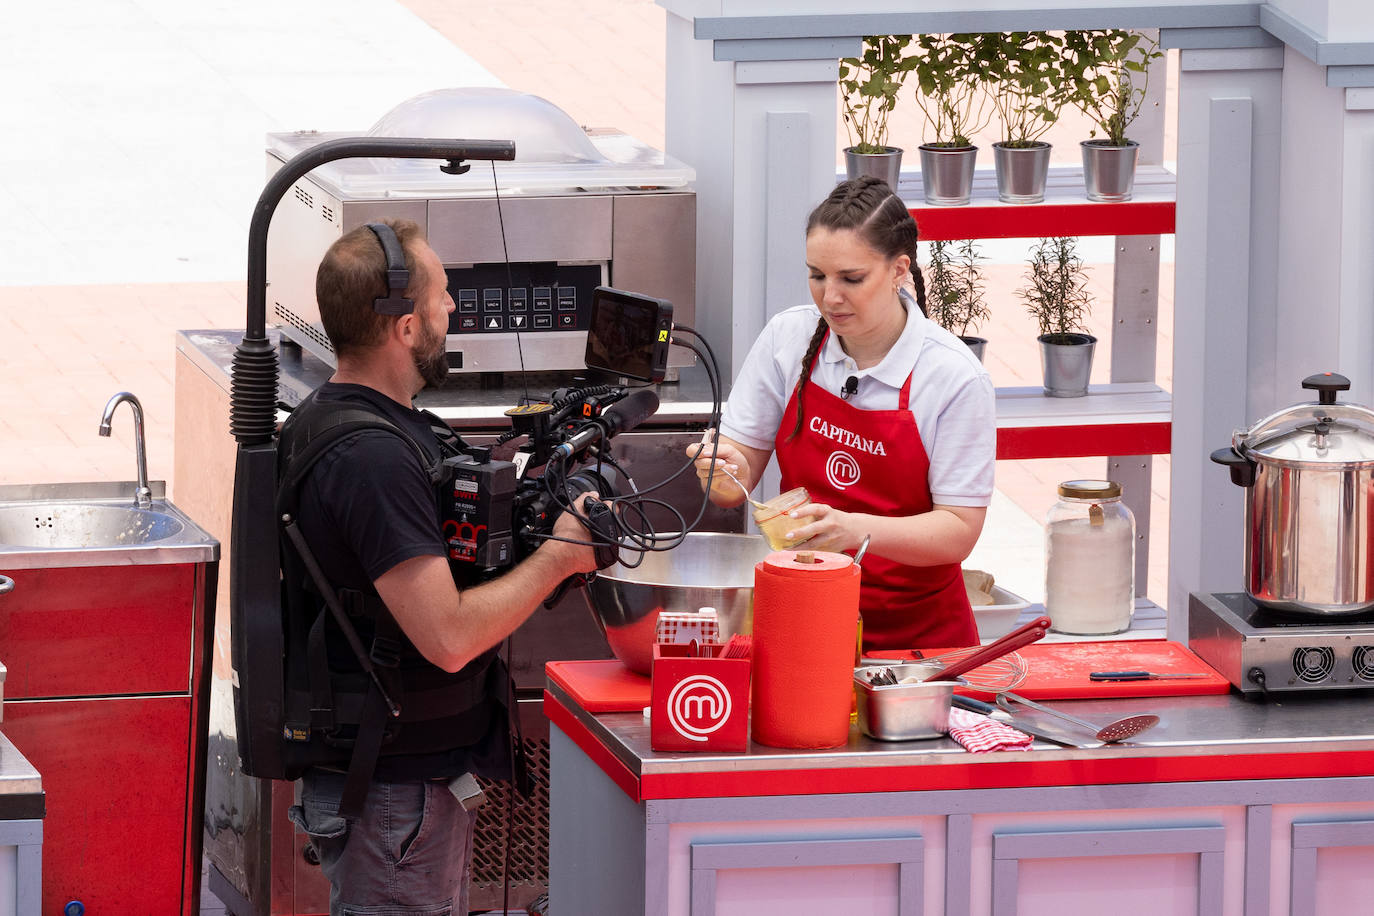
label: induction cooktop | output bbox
[1188,592,1374,693]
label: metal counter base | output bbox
[0,730,43,916]
[545,681,1374,916]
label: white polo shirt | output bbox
[721,294,996,508]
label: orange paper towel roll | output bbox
[751,549,861,749]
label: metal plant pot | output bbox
[917,144,977,206]
[1081,140,1140,202]
[960,335,987,363]
[1038,333,1096,398]
[993,141,1052,204]
[844,146,903,189]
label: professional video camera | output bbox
[437,287,675,580]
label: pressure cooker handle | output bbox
[1210,447,1256,488]
[1302,372,1351,406]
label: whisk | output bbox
[922,646,1029,693]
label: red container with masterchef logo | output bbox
[650,643,751,753]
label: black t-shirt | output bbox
[294,382,447,590]
[293,382,507,782]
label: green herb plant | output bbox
[910,33,995,148]
[1019,237,1093,340]
[925,239,990,338]
[982,31,1070,148]
[839,35,917,154]
[1061,30,1165,146]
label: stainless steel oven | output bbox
[265,88,696,377]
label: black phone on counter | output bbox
[583,286,673,383]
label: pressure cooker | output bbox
[1212,372,1374,615]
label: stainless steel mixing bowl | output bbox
[583,532,774,675]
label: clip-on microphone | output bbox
[841,376,859,400]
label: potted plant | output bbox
[925,238,991,362]
[982,31,1069,204]
[1018,236,1095,397]
[839,34,917,188]
[910,32,995,206]
[1061,29,1165,201]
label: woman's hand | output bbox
[782,501,862,553]
[784,504,987,567]
[686,430,766,508]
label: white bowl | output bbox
[972,584,1031,641]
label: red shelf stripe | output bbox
[911,201,1175,241]
[996,421,1172,459]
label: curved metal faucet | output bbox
[98,392,152,509]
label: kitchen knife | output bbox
[1089,670,1209,681]
[950,695,1095,748]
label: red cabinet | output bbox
[0,561,214,915]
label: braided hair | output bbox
[788,177,925,440]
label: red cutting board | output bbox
[546,659,651,712]
[951,640,1230,700]
[548,641,1230,713]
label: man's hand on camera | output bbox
[546,491,601,574]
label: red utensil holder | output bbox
[650,643,751,753]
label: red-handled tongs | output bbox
[923,615,1051,683]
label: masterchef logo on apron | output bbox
[825,450,861,489]
[810,417,885,490]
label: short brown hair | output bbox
[316,218,431,356]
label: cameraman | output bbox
[281,218,597,914]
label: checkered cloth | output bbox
[946,708,1033,753]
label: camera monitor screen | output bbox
[584,286,673,383]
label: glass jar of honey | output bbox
[752,486,811,550]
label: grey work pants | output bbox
[289,767,478,916]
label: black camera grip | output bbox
[540,498,623,609]
[583,497,621,570]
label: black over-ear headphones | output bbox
[364,222,415,315]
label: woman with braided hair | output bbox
[689,177,995,650]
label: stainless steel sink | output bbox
[0,482,219,569]
[0,504,186,548]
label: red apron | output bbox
[774,342,978,651]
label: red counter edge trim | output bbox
[638,750,1374,800]
[544,691,642,803]
[547,689,1374,803]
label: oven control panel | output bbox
[445,263,604,335]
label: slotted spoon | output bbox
[996,690,1159,743]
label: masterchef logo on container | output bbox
[665,675,732,741]
[825,450,862,490]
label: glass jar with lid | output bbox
[1044,479,1135,635]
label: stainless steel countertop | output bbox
[176,329,723,428]
[546,679,1374,778]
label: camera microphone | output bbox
[841,376,858,400]
[552,388,661,460]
